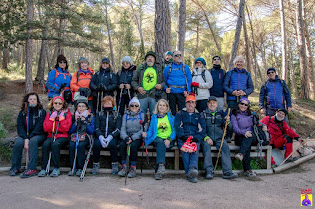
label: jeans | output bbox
[169,93,186,116]
[201,139,233,175]
[139,97,156,115]
[119,139,142,163]
[196,99,208,113]
[41,137,69,169]
[178,139,200,174]
[69,137,89,169]
[235,135,253,171]
[93,137,118,163]
[11,135,46,170]
[154,137,174,166]
[216,97,225,111]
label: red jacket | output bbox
[260,116,299,144]
[43,109,72,139]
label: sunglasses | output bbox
[174,54,182,57]
[195,61,202,64]
[130,104,139,108]
[54,102,63,105]
[267,71,275,75]
[59,61,66,64]
[213,58,220,61]
[240,102,249,107]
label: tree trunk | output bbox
[279,0,288,81]
[36,16,49,83]
[177,0,186,55]
[242,15,251,75]
[57,0,65,55]
[154,0,171,64]
[105,2,115,70]
[296,0,309,99]
[302,0,315,99]
[25,0,34,93]
[21,45,25,69]
[194,24,199,58]
[228,0,245,71]
[288,42,298,98]
[2,41,9,71]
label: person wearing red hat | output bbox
[175,95,206,183]
[39,96,72,177]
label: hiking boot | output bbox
[187,177,198,183]
[9,169,20,176]
[91,162,100,175]
[128,166,137,178]
[155,172,163,180]
[111,162,119,175]
[285,156,298,163]
[187,167,198,179]
[235,153,243,161]
[68,169,76,176]
[20,169,37,178]
[75,169,82,177]
[205,172,213,180]
[155,164,165,180]
[50,168,60,177]
[38,169,47,177]
[244,170,256,178]
[222,172,238,179]
[118,165,126,177]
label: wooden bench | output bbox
[60,143,272,170]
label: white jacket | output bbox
[192,67,213,101]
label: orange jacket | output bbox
[70,68,94,100]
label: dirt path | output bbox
[1,159,314,209]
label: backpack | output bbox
[192,69,206,83]
[252,112,270,159]
[45,69,71,93]
[166,63,189,91]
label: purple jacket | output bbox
[231,111,253,136]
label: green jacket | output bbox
[131,62,165,99]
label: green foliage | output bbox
[0,121,8,139]
[0,106,15,133]
[0,142,12,162]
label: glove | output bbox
[49,111,58,121]
[194,82,199,87]
[191,82,196,87]
[86,88,92,97]
[125,137,131,143]
[101,84,107,91]
[104,135,113,147]
[79,88,88,96]
[191,136,198,142]
[59,111,65,121]
[59,83,67,92]
[99,135,107,148]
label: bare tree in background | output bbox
[177,0,186,55]
[25,0,34,93]
[279,0,288,81]
[154,0,171,64]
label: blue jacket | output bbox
[164,62,192,94]
[145,112,176,145]
[46,67,72,98]
[175,109,206,142]
[209,66,225,97]
[69,115,95,135]
[223,68,254,100]
[259,76,291,109]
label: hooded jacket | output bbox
[46,67,72,98]
[43,109,72,139]
[209,65,225,97]
[120,109,145,141]
[164,62,192,94]
[70,68,95,100]
[90,67,118,97]
[95,108,122,138]
[191,67,213,100]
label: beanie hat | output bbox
[57,54,67,63]
[75,96,88,108]
[145,51,156,60]
[277,108,288,115]
[122,56,132,65]
[239,97,250,105]
[129,97,140,107]
[52,96,65,104]
[78,57,89,64]
[267,67,276,74]
[212,55,221,61]
[195,57,206,66]
[101,57,110,64]
[164,51,173,57]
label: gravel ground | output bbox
[1,159,314,209]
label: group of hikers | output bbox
[10,51,304,183]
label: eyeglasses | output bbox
[174,54,182,57]
[54,102,63,105]
[130,104,139,107]
[59,61,66,64]
[213,58,220,61]
[240,102,249,107]
[267,71,275,75]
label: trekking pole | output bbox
[117,89,123,114]
[101,91,104,112]
[71,131,80,175]
[46,114,61,175]
[25,102,29,169]
[127,88,131,100]
[125,143,131,186]
[96,92,100,114]
[80,135,94,182]
[214,108,231,171]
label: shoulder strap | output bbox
[202,70,206,82]
[280,79,288,94]
[77,71,80,83]
[54,69,59,80]
[182,64,188,91]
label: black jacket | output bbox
[90,67,118,97]
[95,108,122,138]
[17,107,46,139]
